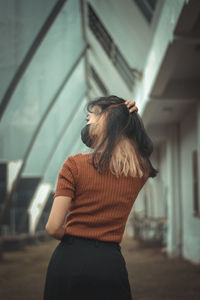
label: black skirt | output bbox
[43,234,133,300]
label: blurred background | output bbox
[0,0,200,299]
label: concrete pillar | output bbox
[166,123,182,257]
[197,102,200,146]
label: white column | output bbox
[166,123,182,257]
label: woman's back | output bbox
[54,152,149,243]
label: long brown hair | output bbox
[84,95,159,178]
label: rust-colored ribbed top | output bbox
[54,152,148,243]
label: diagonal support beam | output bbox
[0,0,67,121]
[0,46,88,228]
[18,89,88,232]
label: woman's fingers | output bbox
[124,100,138,112]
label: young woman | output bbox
[43,95,158,300]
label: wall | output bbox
[180,103,200,263]
[86,0,163,99]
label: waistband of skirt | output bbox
[61,234,121,249]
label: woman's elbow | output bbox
[45,223,56,236]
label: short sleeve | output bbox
[54,156,78,199]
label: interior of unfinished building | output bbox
[0,0,200,299]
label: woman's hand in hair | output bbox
[124,100,138,113]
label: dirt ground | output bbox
[0,234,200,300]
[121,234,200,300]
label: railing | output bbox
[134,0,158,23]
[88,3,139,91]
